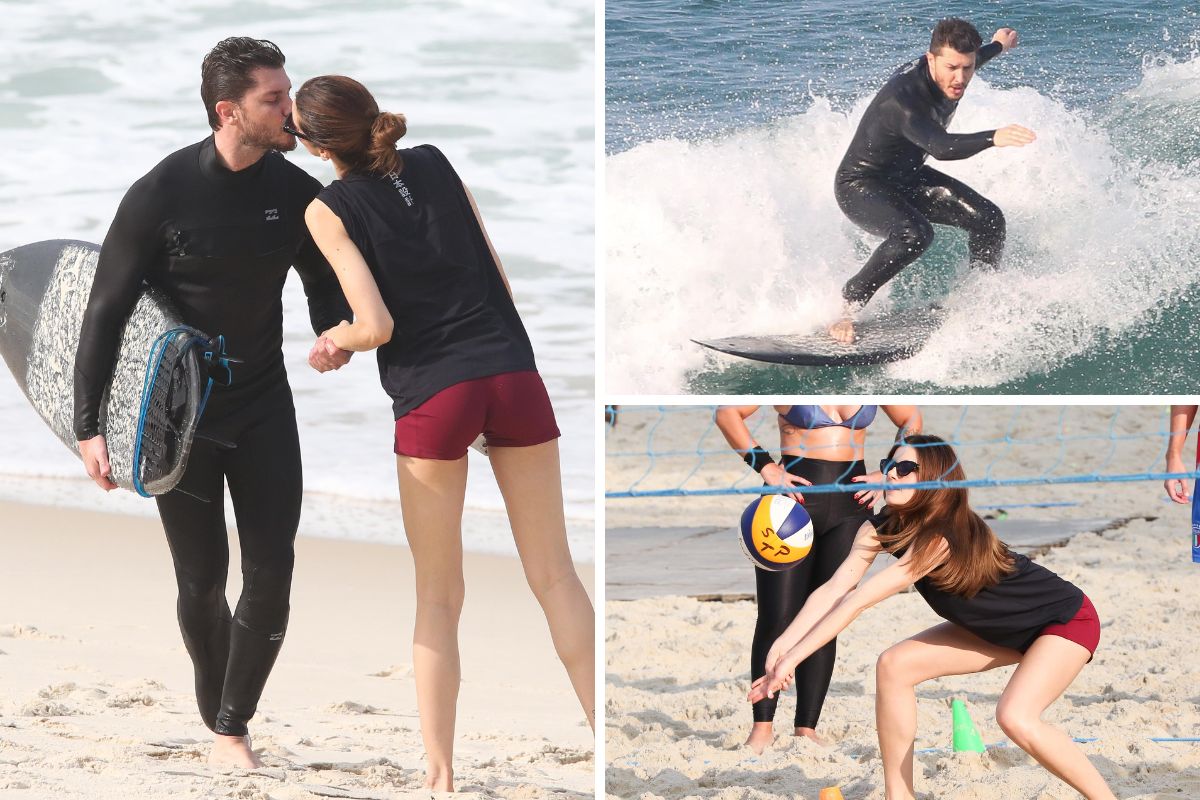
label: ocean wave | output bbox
[606,60,1200,392]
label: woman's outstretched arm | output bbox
[750,533,948,702]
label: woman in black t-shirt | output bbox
[748,434,1115,800]
[286,76,595,791]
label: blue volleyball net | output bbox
[604,405,1200,500]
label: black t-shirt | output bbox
[317,144,537,418]
[73,136,351,440]
[868,508,1085,652]
[837,41,1003,186]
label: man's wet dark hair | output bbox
[929,18,983,55]
[200,37,286,131]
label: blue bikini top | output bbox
[781,405,878,430]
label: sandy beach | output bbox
[605,404,1200,799]
[0,501,594,799]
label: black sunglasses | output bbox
[282,113,315,143]
[880,458,920,478]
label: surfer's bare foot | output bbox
[745,722,774,753]
[828,318,856,343]
[424,767,454,792]
[795,726,830,747]
[208,734,262,769]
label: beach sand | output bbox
[605,404,1200,799]
[0,501,594,799]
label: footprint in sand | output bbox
[107,691,156,708]
[328,701,385,715]
[0,624,63,640]
[367,664,413,679]
[107,678,169,708]
[19,699,76,717]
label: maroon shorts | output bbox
[1039,594,1100,658]
[394,370,560,460]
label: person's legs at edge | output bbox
[489,439,596,730]
[156,438,233,736]
[910,166,1005,270]
[995,636,1116,799]
[791,512,862,744]
[747,546,820,752]
[211,401,304,767]
[397,453,469,792]
[479,370,594,731]
[875,622,1021,800]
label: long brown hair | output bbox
[295,75,406,175]
[876,434,1014,597]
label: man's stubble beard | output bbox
[238,112,297,153]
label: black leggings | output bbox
[155,379,302,737]
[836,166,1005,306]
[751,459,867,728]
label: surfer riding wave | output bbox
[830,18,1035,343]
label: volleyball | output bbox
[739,495,814,571]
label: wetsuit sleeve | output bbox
[976,41,1003,69]
[896,103,995,161]
[291,173,352,334]
[72,181,163,441]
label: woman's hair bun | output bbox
[370,111,407,148]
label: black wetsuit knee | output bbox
[969,197,1005,268]
[837,181,936,306]
[234,559,294,635]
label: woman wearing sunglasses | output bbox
[715,404,921,752]
[284,76,595,791]
[749,434,1114,800]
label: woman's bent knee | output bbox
[995,702,1038,746]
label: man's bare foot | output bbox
[744,721,774,754]
[424,767,454,792]
[828,318,856,344]
[795,726,830,747]
[208,733,263,769]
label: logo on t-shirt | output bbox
[386,172,415,207]
[264,208,280,221]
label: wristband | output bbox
[742,445,775,473]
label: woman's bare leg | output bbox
[996,636,1116,799]
[875,622,1021,800]
[488,440,595,730]
[396,455,469,791]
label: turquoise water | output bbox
[606,1,1200,394]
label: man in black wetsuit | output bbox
[831,18,1035,343]
[74,38,351,768]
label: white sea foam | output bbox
[606,60,1200,392]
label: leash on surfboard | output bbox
[132,327,240,497]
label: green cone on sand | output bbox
[952,699,986,753]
